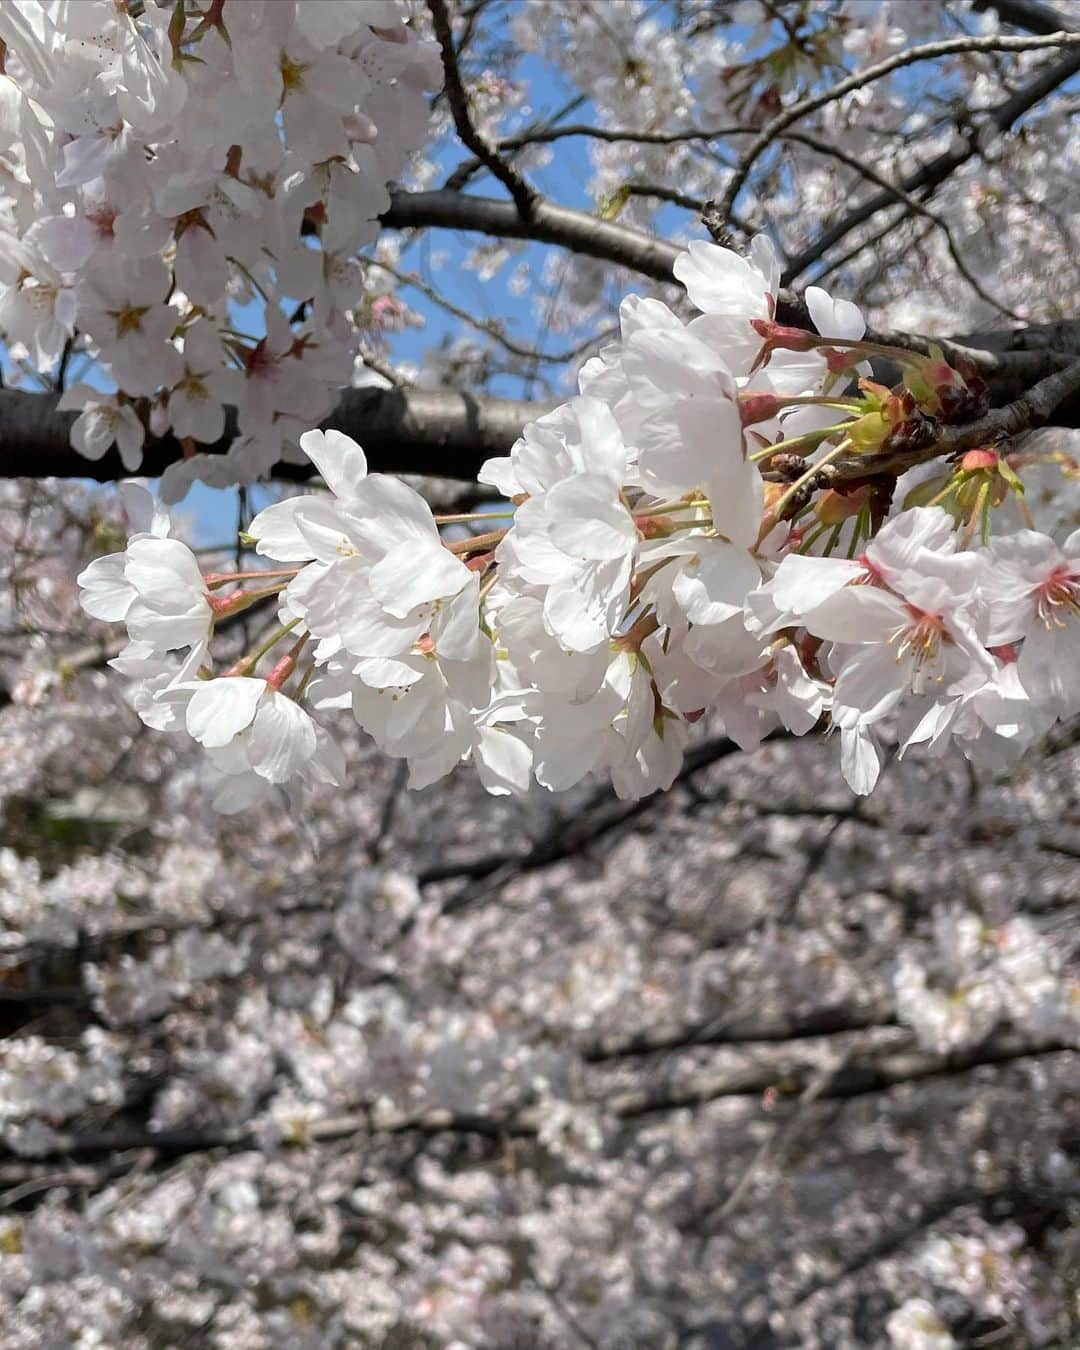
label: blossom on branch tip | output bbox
[86,235,1080,808]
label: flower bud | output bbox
[750,319,818,352]
[902,473,951,509]
[904,354,988,424]
[937,376,989,425]
[737,391,783,426]
[846,411,889,453]
[635,514,677,539]
[955,467,1008,512]
[960,447,999,472]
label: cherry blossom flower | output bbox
[75,483,169,622]
[74,256,183,396]
[984,528,1080,710]
[58,386,145,472]
[886,1299,957,1350]
[172,676,330,788]
[163,321,239,445]
[120,537,214,653]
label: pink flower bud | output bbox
[960,448,999,472]
[750,319,817,353]
[737,391,783,426]
[634,514,676,538]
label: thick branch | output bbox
[5,336,1080,486]
[972,0,1080,36]
[382,188,681,283]
[3,235,1080,493]
[0,385,554,483]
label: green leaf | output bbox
[598,186,631,221]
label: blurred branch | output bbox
[719,30,1080,224]
[585,1007,897,1061]
[782,42,1080,284]
[606,1033,1073,1119]
[713,1048,854,1219]
[791,1178,1080,1313]
[427,732,755,915]
[625,182,710,214]
[0,737,764,972]
[3,1032,1069,1168]
[778,129,1027,322]
[971,0,1080,36]
[451,120,750,165]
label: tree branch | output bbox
[605,1034,1074,1119]
[781,41,1080,284]
[3,215,1079,492]
[426,0,536,217]
[0,385,555,483]
[719,30,1080,227]
[382,188,681,283]
[4,335,1080,486]
[365,256,614,363]
[4,1032,1068,1165]
[811,355,1080,485]
[777,130,1026,322]
[971,0,1079,37]
[584,1007,896,1061]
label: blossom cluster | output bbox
[0,1028,125,1156]
[0,0,437,485]
[78,233,1080,806]
[894,904,1080,1053]
[888,1216,1067,1349]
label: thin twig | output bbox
[779,129,1027,321]
[366,257,613,363]
[714,1049,855,1220]
[427,0,536,218]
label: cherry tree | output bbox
[0,1,1078,1345]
